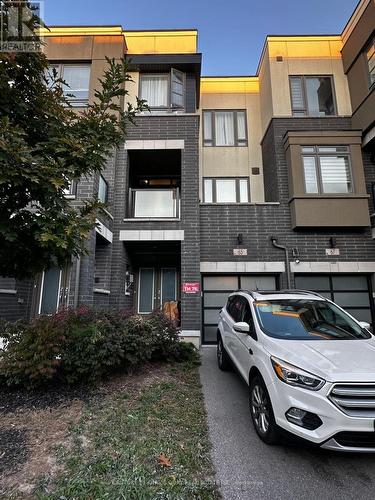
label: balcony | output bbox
[129,188,180,219]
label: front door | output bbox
[32,265,71,316]
[138,267,178,313]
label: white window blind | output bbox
[290,76,305,113]
[320,156,352,194]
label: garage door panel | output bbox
[204,309,221,324]
[204,292,229,307]
[295,275,330,290]
[203,276,238,291]
[347,309,372,324]
[240,276,276,290]
[332,275,368,290]
[333,292,370,307]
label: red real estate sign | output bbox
[182,282,200,294]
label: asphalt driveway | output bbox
[200,346,375,500]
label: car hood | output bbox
[263,336,375,382]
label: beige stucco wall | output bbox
[258,37,353,136]
[199,92,265,202]
[125,71,140,109]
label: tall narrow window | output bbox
[171,68,185,108]
[98,175,108,203]
[203,110,248,146]
[365,36,375,87]
[290,76,336,116]
[301,146,352,194]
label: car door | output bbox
[232,296,257,381]
[223,295,241,363]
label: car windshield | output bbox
[254,299,371,340]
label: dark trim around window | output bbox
[301,145,354,195]
[203,177,250,203]
[289,75,337,117]
[203,109,248,147]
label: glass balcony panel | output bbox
[133,189,177,218]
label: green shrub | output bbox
[0,307,199,389]
[0,317,62,387]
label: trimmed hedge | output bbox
[0,307,199,388]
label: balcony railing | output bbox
[129,188,180,219]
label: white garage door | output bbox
[202,275,277,344]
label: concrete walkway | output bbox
[200,346,375,500]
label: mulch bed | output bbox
[0,429,28,476]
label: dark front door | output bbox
[138,267,178,313]
[32,265,71,317]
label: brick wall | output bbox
[200,117,375,288]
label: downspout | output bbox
[73,257,81,308]
[270,236,291,289]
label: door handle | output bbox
[249,348,253,355]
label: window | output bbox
[301,146,352,194]
[98,175,108,203]
[63,181,76,197]
[46,64,91,107]
[365,36,375,88]
[203,110,247,146]
[139,69,185,111]
[204,178,249,203]
[290,76,336,116]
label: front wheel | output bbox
[249,376,280,444]
[217,336,231,371]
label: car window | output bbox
[242,300,253,325]
[226,295,243,322]
[254,299,371,340]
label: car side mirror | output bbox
[359,321,371,330]
[233,322,249,333]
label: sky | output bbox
[44,0,360,75]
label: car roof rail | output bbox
[235,288,326,300]
[278,289,327,299]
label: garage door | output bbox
[295,275,374,325]
[202,275,277,344]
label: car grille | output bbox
[334,432,375,448]
[328,384,375,417]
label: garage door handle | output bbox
[249,348,253,355]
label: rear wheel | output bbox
[249,376,280,444]
[217,336,231,371]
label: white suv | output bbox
[217,289,375,452]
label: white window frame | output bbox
[98,175,108,203]
[203,177,250,204]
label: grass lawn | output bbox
[1,361,219,499]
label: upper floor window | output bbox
[290,76,336,117]
[46,64,91,107]
[98,175,108,203]
[365,36,375,88]
[139,69,185,112]
[203,110,247,146]
[302,146,352,194]
[204,177,249,203]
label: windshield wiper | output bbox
[312,319,357,339]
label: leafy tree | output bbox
[0,8,146,279]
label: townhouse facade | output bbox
[1,0,374,346]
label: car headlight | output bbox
[271,356,325,391]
